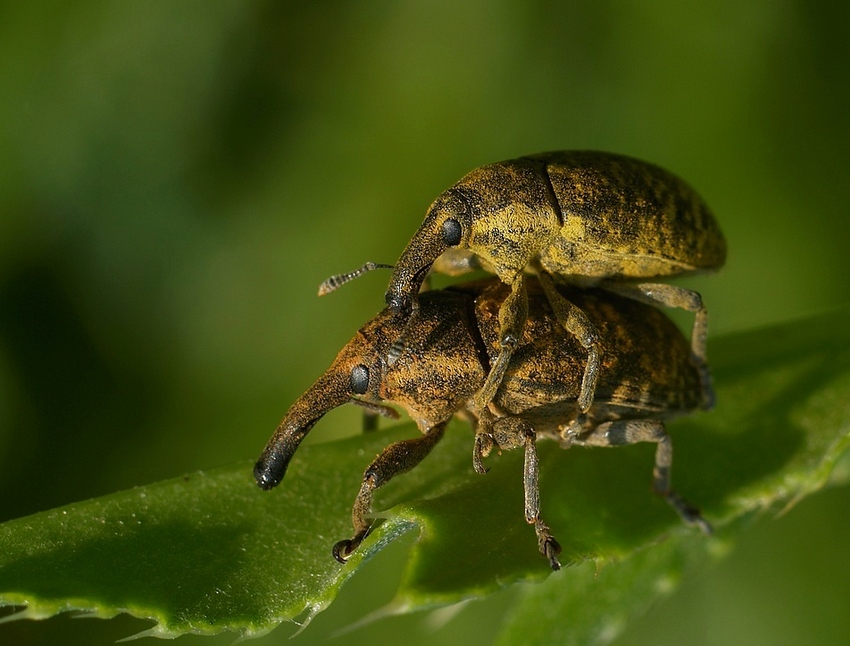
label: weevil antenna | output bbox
[318,262,394,296]
[386,335,406,367]
[386,305,421,367]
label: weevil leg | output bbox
[472,431,494,474]
[470,275,528,414]
[332,422,447,563]
[422,249,483,294]
[473,407,501,474]
[491,417,562,570]
[602,281,715,410]
[573,419,712,534]
[536,270,601,412]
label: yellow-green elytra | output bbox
[381,151,726,415]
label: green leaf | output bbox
[1,310,849,641]
[0,429,422,638]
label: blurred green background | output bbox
[1,1,848,644]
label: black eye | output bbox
[441,218,462,246]
[350,364,369,394]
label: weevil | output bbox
[255,277,712,570]
[321,151,726,415]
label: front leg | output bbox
[470,275,528,414]
[573,419,712,534]
[333,422,447,562]
[431,247,484,276]
[472,408,496,474]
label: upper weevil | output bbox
[321,151,726,415]
[255,277,713,570]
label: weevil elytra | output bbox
[321,151,725,416]
[255,277,712,570]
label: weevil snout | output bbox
[254,444,292,490]
[254,418,321,490]
[254,368,360,491]
[385,193,472,313]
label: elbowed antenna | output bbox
[317,262,394,296]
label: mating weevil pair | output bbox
[255,151,725,569]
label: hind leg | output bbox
[574,418,711,534]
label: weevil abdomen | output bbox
[526,151,727,279]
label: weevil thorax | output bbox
[455,159,562,285]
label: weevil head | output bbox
[253,313,406,490]
[385,188,473,316]
[254,290,489,491]
[387,158,563,309]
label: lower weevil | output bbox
[255,277,713,570]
